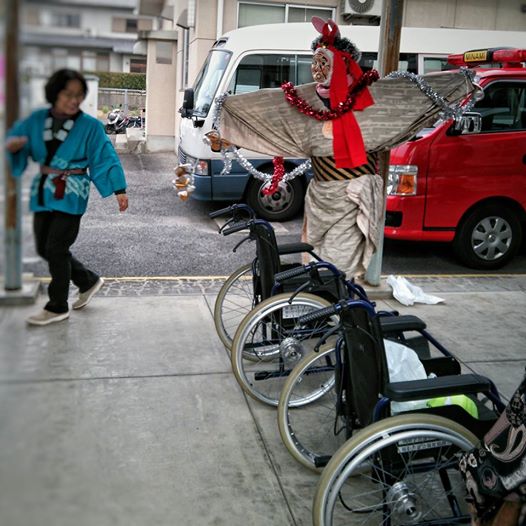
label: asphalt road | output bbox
[3,152,526,278]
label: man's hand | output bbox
[6,136,28,153]
[116,193,128,212]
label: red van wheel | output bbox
[453,204,522,270]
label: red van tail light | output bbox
[387,165,418,196]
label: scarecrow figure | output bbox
[178,17,475,280]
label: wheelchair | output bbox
[230,261,432,407]
[210,204,328,350]
[272,297,504,525]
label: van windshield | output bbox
[193,50,231,117]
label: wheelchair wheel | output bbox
[278,345,349,472]
[214,263,255,350]
[313,413,478,526]
[231,292,333,406]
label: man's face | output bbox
[311,48,332,86]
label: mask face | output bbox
[311,48,333,86]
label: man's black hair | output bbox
[45,69,88,105]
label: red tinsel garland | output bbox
[281,70,379,121]
[262,156,285,196]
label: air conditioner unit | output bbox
[342,0,383,18]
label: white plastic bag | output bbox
[384,339,429,414]
[386,275,445,307]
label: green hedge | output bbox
[86,71,146,90]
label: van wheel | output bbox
[245,176,304,222]
[453,204,522,270]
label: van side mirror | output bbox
[449,112,482,136]
[179,88,195,118]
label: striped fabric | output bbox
[311,152,378,182]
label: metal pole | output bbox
[4,0,22,291]
[365,0,404,286]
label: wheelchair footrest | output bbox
[384,373,493,402]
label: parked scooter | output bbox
[105,107,129,134]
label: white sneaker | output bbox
[27,309,70,326]
[72,277,104,310]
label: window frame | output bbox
[237,2,335,28]
[474,80,526,134]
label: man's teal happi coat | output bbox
[8,108,126,215]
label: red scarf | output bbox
[318,22,374,168]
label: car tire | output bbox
[453,203,522,270]
[245,173,304,222]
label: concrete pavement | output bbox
[0,275,525,526]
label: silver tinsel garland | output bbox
[207,69,481,183]
[385,67,480,121]
[209,92,312,183]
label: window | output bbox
[96,53,110,72]
[138,19,153,31]
[227,53,312,95]
[130,58,147,74]
[422,56,455,74]
[193,50,231,116]
[81,51,97,72]
[238,3,285,27]
[359,52,418,74]
[238,2,334,28]
[125,19,138,33]
[112,17,140,33]
[288,6,334,23]
[156,41,173,65]
[474,83,526,133]
[42,11,81,28]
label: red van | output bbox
[385,48,526,270]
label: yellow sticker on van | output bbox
[464,50,488,62]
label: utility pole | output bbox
[4,0,22,291]
[1,0,38,303]
[365,0,404,286]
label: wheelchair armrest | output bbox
[384,374,493,402]
[277,242,315,255]
[379,314,427,334]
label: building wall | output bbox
[145,37,178,151]
[403,0,526,31]
[147,0,526,152]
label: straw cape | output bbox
[219,72,474,157]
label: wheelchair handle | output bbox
[208,204,255,219]
[298,298,376,324]
[209,205,236,219]
[274,263,314,283]
[298,302,341,324]
[221,221,251,236]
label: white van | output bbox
[178,22,524,221]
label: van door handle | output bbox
[523,154,526,165]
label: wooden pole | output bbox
[3,0,22,291]
[365,0,404,286]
